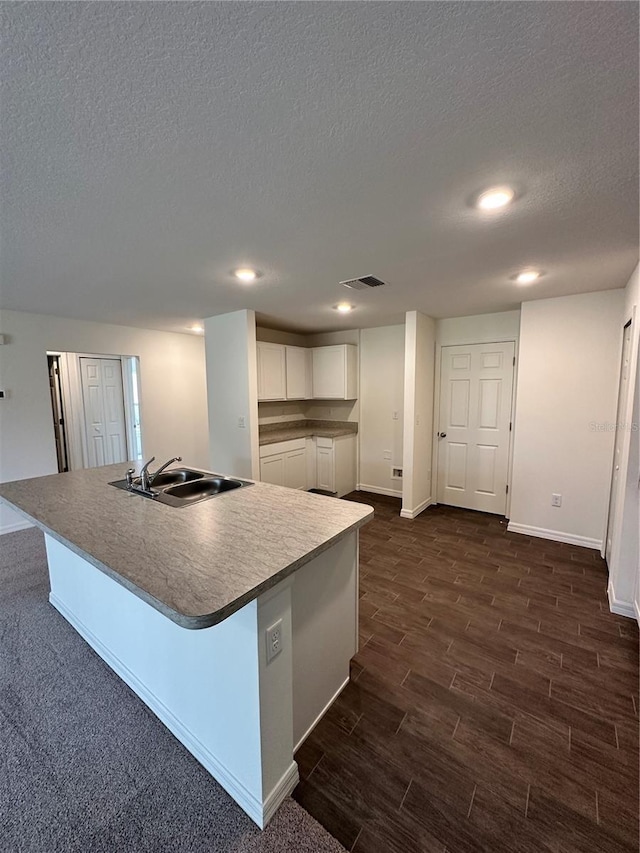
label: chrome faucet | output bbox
[137,456,182,492]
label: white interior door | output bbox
[80,358,128,468]
[437,342,515,515]
[605,321,633,564]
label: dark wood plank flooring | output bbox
[293,493,639,853]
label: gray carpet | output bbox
[0,528,345,853]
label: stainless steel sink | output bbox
[147,468,205,487]
[109,468,253,507]
[164,477,242,500]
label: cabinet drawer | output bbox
[315,436,334,449]
[259,437,307,458]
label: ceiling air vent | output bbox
[340,274,386,290]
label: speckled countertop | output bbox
[0,464,373,630]
[259,419,358,446]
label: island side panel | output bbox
[255,578,299,823]
[291,531,359,749]
[43,534,292,828]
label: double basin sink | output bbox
[110,468,253,508]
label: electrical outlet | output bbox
[392,411,399,420]
[552,493,562,507]
[266,619,283,663]
[238,416,246,429]
[383,450,392,460]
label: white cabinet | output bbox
[260,434,357,496]
[260,439,308,490]
[285,346,312,400]
[315,440,335,492]
[315,434,357,497]
[260,452,285,486]
[257,342,286,401]
[312,345,358,400]
[257,342,357,402]
[284,445,308,490]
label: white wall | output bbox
[402,311,436,518]
[205,310,260,480]
[608,264,640,616]
[437,310,521,346]
[0,309,209,533]
[257,401,307,425]
[358,325,405,497]
[509,290,624,548]
[256,327,308,347]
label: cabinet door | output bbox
[284,448,307,490]
[312,346,346,399]
[333,435,357,498]
[257,343,286,401]
[260,453,285,486]
[285,347,310,400]
[316,445,335,493]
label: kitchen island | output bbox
[0,463,373,827]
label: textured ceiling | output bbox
[1,2,638,334]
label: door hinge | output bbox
[513,356,516,366]
[59,417,64,426]
[506,484,509,494]
[509,421,512,431]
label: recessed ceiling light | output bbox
[190,323,204,333]
[335,302,354,314]
[476,186,515,211]
[514,269,541,285]
[234,268,258,283]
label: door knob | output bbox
[438,432,447,438]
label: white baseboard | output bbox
[262,762,300,826]
[294,675,349,753]
[506,522,601,551]
[400,497,433,520]
[606,580,637,620]
[634,598,640,625]
[357,483,402,499]
[50,592,294,828]
[0,519,34,535]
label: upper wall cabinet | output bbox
[285,346,312,400]
[257,342,286,401]
[257,341,358,402]
[312,344,358,400]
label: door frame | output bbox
[432,336,519,518]
[47,351,142,470]
[604,318,633,563]
[603,306,639,566]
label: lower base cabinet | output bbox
[259,434,357,497]
[259,439,308,490]
[316,441,335,492]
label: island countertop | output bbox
[0,464,373,629]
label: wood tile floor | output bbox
[292,493,639,853]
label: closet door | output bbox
[80,358,128,467]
